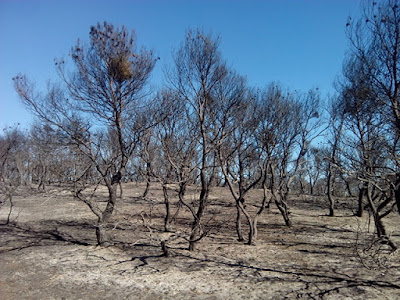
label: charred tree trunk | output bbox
[188,190,207,251]
[161,240,169,257]
[251,183,269,242]
[327,170,335,217]
[236,200,255,245]
[270,167,292,227]
[1,192,15,225]
[5,195,14,225]
[366,184,397,251]
[309,179,314,196]
[395,174,400,215]
[95,220,107,246]
[235,202,244,242]
[37,163,47,192]
[357,185,366,217]
[344,178,354,197]
[94,172,121,245]
[171,182,187,223]
[119,181,123,199]
[142,177,151,198]
[103,184,118,223]
[188,118,211,251]
[162,184,171,232]
[275,198,292,227]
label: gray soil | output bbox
[1,183,399,299]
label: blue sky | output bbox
[0,0,361,130]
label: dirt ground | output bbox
[1,182,399,299]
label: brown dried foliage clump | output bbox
[108,55,133,82]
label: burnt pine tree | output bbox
[14,22,156,245]
[0,126,24,225]
[346,0,400,215]
[168,29,228,251]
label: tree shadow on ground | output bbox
[0,221,94,253]
[174,252,400,298]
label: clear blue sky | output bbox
[0,0,361,130]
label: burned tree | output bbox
[338,58,398,250]
[325,97,346,216]
[255,85,322,228]
[0,126,25,225]
[167,29,228,251]
[214,78,266,245]
[14,22,156,245]
[148,90,198,233]
[346,0,400,216]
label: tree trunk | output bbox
[188,199,206,251]
[275,198,292,227]
[188,137,209,251]
[251,208,263,244]
[96,221,107,245]
[376,215,398,250]
[273,188,292,227]
[96,176,120,245]
[235,202,244,242]
[299,179,305,195]
[344,178,354,197]
[119,182,123,199]
[38,176,46,191]
[162,184,171,232]
[252,183,269,242]
[142,162,152,198]
[171,182,186,223]
[74,189,107,245]
[38,164,47,192]
[1,194,14,225]
[6,195,13,225]
[366,184,397,251]
[188,180,208,251]
[327,167,335,216]
[161,240,169,257]
[395,174,400,215]
[188,230,197,251]
[142,179,150,198]
[357,186,366,217]
[233,199,256,245]
[276,187,292,227]
[103,184,118,223]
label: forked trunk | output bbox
[252,184,269,242]
[272,188,292,227]
[171,182,186,222]
[188,201,206,251]
[95,179,119,245]
[102,183,118,223]
[270,165,292,227]
[236,200,255,245]
[188,163,209,251]
[275,198,292,227]
[366,184,397,251]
